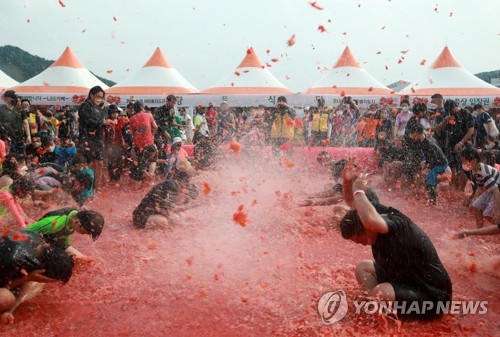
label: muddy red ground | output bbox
[2,150,498,337]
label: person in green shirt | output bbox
[25,207,104,258]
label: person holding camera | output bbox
[270,96,295,155]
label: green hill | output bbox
[474,69,500,85]
[0,45,115,87]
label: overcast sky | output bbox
[3,0,499,91]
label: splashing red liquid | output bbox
[3,148,498,336]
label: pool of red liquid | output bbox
[2,150,498,337]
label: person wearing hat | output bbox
[217,101,236,142]
[270,96,295,155]
[0,90,31,154]
[158,137,189,178]
[153,94,179,153]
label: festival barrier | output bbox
[181,145,376,170]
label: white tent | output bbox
[401,46,500,107]
[0,69,18,91]
[197,47,296,106]
[13,47,108,105]
[106,47,198,106]
[303,46,396,107]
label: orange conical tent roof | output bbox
[430,46,463,69]
[306,46,392,95]
[333,46,361,69]
[106,47,198,95]
[401,46,500,96]
[50,47,85,69]
[201,47,293,94]
[14,47,108,93]
[236,47,265,69]
[142,47,173,68]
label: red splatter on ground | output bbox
[228,140,243,155]
[283,160,295,169]
[233,204,249,227]
[279,142,292,151]
[4,149,498,336]
[201,181,211,195]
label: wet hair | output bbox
[87,86,105,100]
[41,246,74,283]
[172,171,190,184]
[444,99,458,112]
[133,100,144,112]
[76,210,104,241]
[431,93,443,100]
[400,99,410,106]
[412,103,427,115]
[277,96,287,103]
[332,159,346,178]
[317,97,325,107]
[126,102,134,109]
[316,151,331,163]
[340,203,391,239]
[167,94,177,102]
[108,104,119,115]
[11,176,36,196]
[21,98,30,105]
[460,147,480,162]
[480,150,497,166]
[143,144,158,158]
[74,171,93,190]
[408,122,424,135]
[2,153,27,177]
[73,155,88,166]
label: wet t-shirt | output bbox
[133,180,179,221]
[372,207,452,301]
[0,230,45,287]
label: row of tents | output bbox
[1,45,499,108]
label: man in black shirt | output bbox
[435,100,474,188]
[340,158,452,319]
[0,230,74,324]
[409,123,449,205]
[132,171,194,228]
[0,90,30,154]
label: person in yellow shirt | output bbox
[270,96,295,155]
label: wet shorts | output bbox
[374,261,448,319]
[472,191,494,218]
